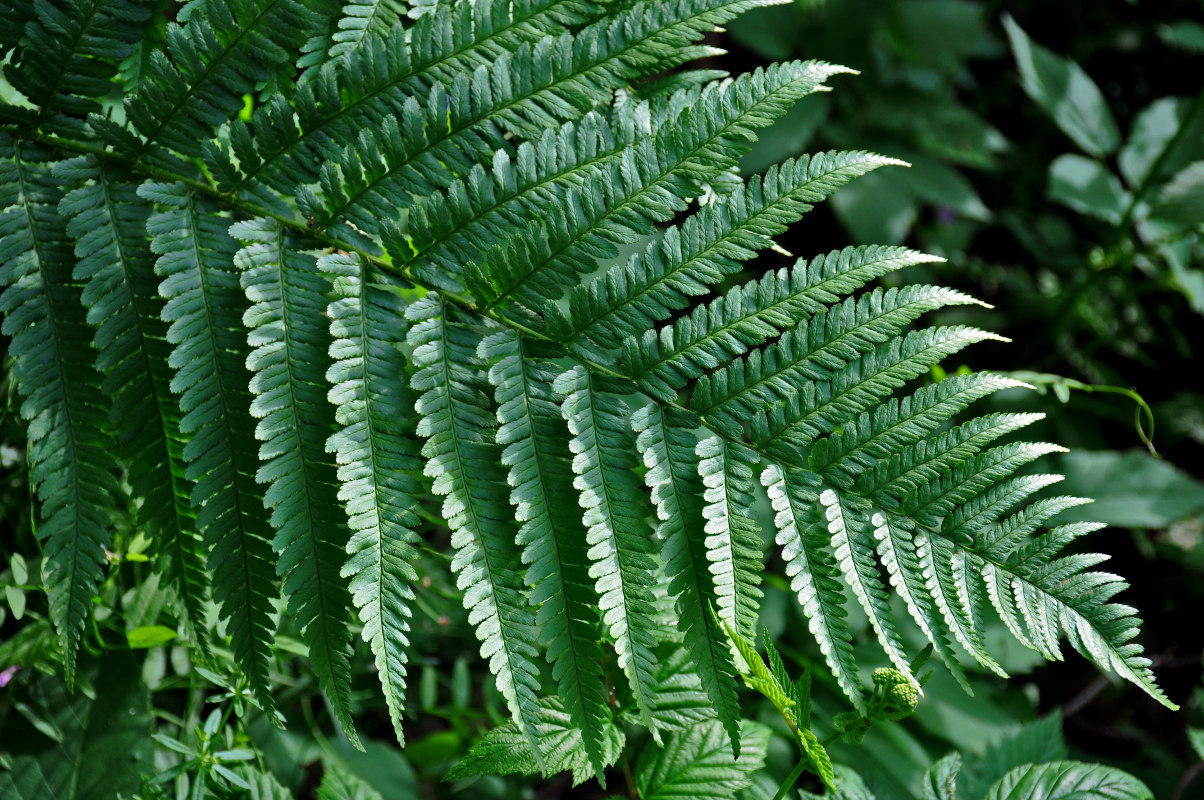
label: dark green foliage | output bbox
[0,0,1180,791]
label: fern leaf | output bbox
[407,295,547,761]
[480,332,613,777]
[227,0,599,199]
[55,155,208,638]
[309,1,802,242]
[563,167,908,353]
[902,442,1068,527]
[809,372,1030,485]
[752,326,1005,458]
[816,488,912,680]
[634,719,771,800]
[321,0,406,71]
[447,696,626,786]
[871,512,970,692]
[323,252,422,743]
[235,218,358,745]
[625,246,941,400]
[631,404,743,750]
[555,365,662,742]
[919,531,1006,677]
[694,286,986,428]
[141,181,277,707]
[0,0,149,136]
[121,0,325,162]
[696,435,763,641]
[856,412,1046,501]
[469,62,855,317]
[761,464,864,712]
[0,138,120,685]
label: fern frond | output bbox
[120,0,324,162]
[0,0,149,136]
[902,442,1068,527]
[306,0,802,241]
[696,435,763,641]
[447,696,625,786]
[626,246,942,400]
[632,404,743,750]
[480,331,612,776]
[55,155,208,638]
[141,181,277,707]
[696,287,987,431]
[556,365,662,742]
[634,719,771,800]
[856,412,1046,501]
[300,0,405,78]
[323,252,422,743]
[407,296,546,761]
[235,218,358,745]
[761,465,864,712]
[561,165,905,352]
[0,137,120,685]
[465,62,854,317]
[816,488,912,680]
[752,326,1005,458]
[809,372,1030,485]
[872,512,970,690]
[226,0,600,199]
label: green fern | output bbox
[0,0,1178,787]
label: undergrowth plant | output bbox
[0,0,1179,793]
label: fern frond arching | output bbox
[407,296,547,763]
[624,245,943,401]
[480,333,612,778]
[0,137,120,685]
[142,181,278,707]
[693,286,987,429]
[468,61,856,319]
[56,155,208,638]
[236,218,358,744]
[0,0,1180,780]
[324,252,422,743]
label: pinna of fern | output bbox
[0,0,1178,787]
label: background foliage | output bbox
[1,0,1202,799]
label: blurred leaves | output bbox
[1052,451,1204,528]
[0,652,150,800]
[1002,14,1120,157]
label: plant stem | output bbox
[772,758,810,800]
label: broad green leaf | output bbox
[1160,21,1204,53]
[1151,161,1204,226]
[984,761,1152,800]
[0,652,150,800]
[316,766,385,800]
[1189,728,1204,761]
[921,753,961,800]
[1053,451,1204,528]
[126,625,178,649]
[957,715,1067,800]
[1118,98,1204,188]
[1047,155,1131,224]
[1002,14,1120,157]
